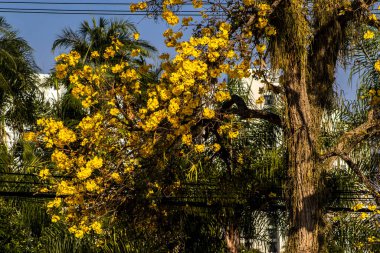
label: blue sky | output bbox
[2,12,170,72]
[0,1,358,100]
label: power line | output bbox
[0,7,210,13]
[0,179,47,184]
[0,9,217,16]
[0,171,38,177]
[0,1,214,5]
[0,1,137,4]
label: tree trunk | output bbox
[225,223,239,253]
[284,63,321,253]
[0,117,7,147]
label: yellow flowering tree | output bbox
[28,1,380,252]
[132,1,380,252]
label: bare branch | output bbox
[334,153,380,205]
[222,94,282,126]
[321,109,380,160]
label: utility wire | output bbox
[0,180,47,184]
[0,9,218,16]
[0,7,212,13]
[0,172,38,176]
[0,1,213,5]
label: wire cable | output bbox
[0,9,218,16]
[0,7,211,13]
[0,1,214,5]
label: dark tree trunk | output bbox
[284,62,322,252]
[225,223,239,253]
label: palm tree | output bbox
[49,17,158,126]
[52,17,156,60]
[0,17,40,146]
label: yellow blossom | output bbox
[39,187,49,193]
[110,108,120,116]
[103,47,116,59]
[369,14,377,21]
[162,10,179,25]
[57,181,76,195]
[256,44,266,54]
[23,132,36,142]
[182,134,192,146]
[192,0,202,8]
[215,91,231,102]
[111,172,122,183]
[374,60,380,72]
[87,156,103,169]
[182,17,193,26]
[213,143,221,152]
[57,128,77,145]
[203,108,215,119]
[85,180,99,192]
[91,221,103,234]
[237,154,244,164]
[131,49,141,57]
[364,30,375,40]
[243,0,254,6]
[51,215,60,223]
[39,168,50,180]
[147,97,159,111]
[75,229,84,239]
[129,2,147,12]
[90,51,100,58]
[352,202,364,211]
[194,144,205,153]
[256,18,268,29]
[360,212,369,220]
[77,166,93,180]
[256,96,265,104]
[133,33,140,40]
[265,26,277,36]
[47,198,62,208]
[368,204,377,211]
[228,130,239,139]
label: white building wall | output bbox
[4,73,64,147]
[240,71,280,109]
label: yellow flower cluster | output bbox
[182,17,193,26]
[203,108,215,119]
[375,60,380,72]
[55,51,81,79]
[130,1,148,12]
[33,4,261,236]
[162,10,179,26]
[85,179,99,192]
[37,118,76,148]
[256,44,266,54]
[243,0,254,6]
[47,198,61,209]
[213,143,221,152]
[23,132,36,142]
[194,144,205,153]
[363,30,375,40]
[192,0,202,8]
[38,168,50,180]
[366,88,380,105]
[57,181,76,195]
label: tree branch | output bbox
[222,94,282,126]
[333,153,380,205]
[321,109,380,160]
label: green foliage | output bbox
[0,17,40,135]
[0,198,38,252]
